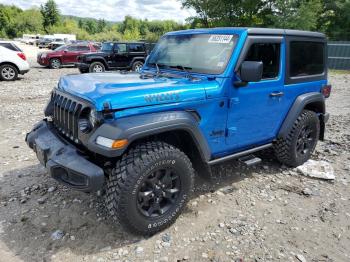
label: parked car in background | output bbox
[76,42,153,73]
[48,39,66,50]
[38,38,53,49]
[37,43,100,69]
[0,41,30,81]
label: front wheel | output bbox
[105,141,194,235]
[0,64,18,81]
[274,110,320,167]
[89,62,105,73]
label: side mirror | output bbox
[234,61,263,87]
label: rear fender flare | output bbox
[129,57,145,67]
[278,92,326,139]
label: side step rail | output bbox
[208,143,272,166]
[238,155,262,167]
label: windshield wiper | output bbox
[141,63,169,79]
[170,65,195,80]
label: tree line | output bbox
[1,0,349,41]
[0,0,187,42]
[181,0,350,40]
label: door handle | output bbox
[270,91,284,97]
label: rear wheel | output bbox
[274,110,320,167]
[105,141,194,235]
[89,62,105,73]
[49,58,61,69]
[132,61,144,72]
[0,64,18,81]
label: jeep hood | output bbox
[58,72,220,111]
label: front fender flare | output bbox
[85,57,109,68]
[87,111,211,162]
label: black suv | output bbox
[76,42,152,73]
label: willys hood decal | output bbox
[58,72,220,111]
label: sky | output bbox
[0,0,195,23]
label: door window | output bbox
[114,44,127,53]
[244,43,281,79]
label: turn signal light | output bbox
[112,139,128,149]
[96,136,128,149]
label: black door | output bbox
[112,43,129,68]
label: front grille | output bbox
[51,91,87,143]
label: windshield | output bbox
[101,42,114,52]
[147,34,238,74]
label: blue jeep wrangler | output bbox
[26,28,331,235]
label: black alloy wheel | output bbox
[137,168,181,217]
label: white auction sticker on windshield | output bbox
[208,35,233,44]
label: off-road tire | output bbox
[0,64,18,81]
[49,58,61,69]
[89,62,105,73]
[105,141,194,235]
[274,110,320,167]
[131,61,144,72]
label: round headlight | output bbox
[79,118,92,133]
[41,53,47,58]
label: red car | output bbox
[37,43,100,69]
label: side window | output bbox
[290,41,324,77]
[129,44,144,52]
[0,43,17,51]
[66,46,78,51]
[77,46,90,51]
[115,44,127,53]
[244,43,281,79]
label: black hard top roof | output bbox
[247,28,325,38]
[209,27,326,38]
[104,41,145,44]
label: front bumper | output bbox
[25,120,104,192]
[75,62,89,70]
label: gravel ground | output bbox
[0,44,349,262]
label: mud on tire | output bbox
[274,110,320,167]
[105,141,194,235]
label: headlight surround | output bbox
[89,109,98,128]
[79,107,98,134]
